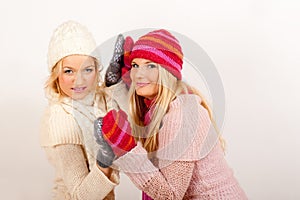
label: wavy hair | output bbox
[128,66,225,153]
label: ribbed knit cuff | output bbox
[113,142,158,188]
[91,163,119,187]
[76,164,118,199]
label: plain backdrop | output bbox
[0,0,299,199]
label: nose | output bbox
[134,67,147,78]
[74,71,85,85]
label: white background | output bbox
[0,0,299,199]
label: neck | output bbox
[144,97,156,109]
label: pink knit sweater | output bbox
[114,94,247,199]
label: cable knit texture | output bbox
[47,20,98,71]
[40,82,127,200]
[113,94,248,199]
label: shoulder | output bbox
[162,94,210,134]
[157,94,212,161]
[169,94,202,111]
[47,102,76,123]
[40,103,83,147]
[166,94,208,120]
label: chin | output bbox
[72,93,88,100]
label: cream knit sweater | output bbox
[114,94,248,200]
[40,82,127,200]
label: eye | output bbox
[131,63,139,68]
[64,69,73,74]
[84,67,94,73]
[147,64,157,69]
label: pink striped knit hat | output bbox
[129,29,183,80]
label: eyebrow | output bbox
[131,61,155,65]
[62,65,95,69]
[62,66,75,70]
[82,65,95,69]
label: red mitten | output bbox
[122,36,134,88]
[102,109,136,157]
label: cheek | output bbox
[149,72,159,83]
[151,84,159,94]
[130,70,136,81]
[87,72,97,85]
[58,75,73,86]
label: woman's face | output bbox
[58,55,97,100]
[130,58,159,99]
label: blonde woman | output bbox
[40,21,126,200]
[95,29,248,199]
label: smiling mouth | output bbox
[136,83,149,87]
[71,87,87,93]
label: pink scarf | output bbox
[142,191,153,200]
[143,98,155,126]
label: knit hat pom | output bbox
[129,29,183,80]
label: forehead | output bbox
[131,58,154,64]
[62,55,95,68]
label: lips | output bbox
[136,82,149,87]
[71,87,87,93]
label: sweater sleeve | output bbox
[113,143,195,200]
[52,144,119,200]
[143,160,195,200]
[40,104,84,146]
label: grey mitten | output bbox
[94,117,116,168]
[105,34,125,87]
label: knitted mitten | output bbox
[102,109,136,157]
[105,34,125,87]
[94,118,116,168]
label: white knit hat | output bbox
[47,20,97,71]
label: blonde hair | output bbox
[129,66,225,153]
[44,56,106,101]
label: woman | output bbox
[95,29,248,199]
[40,20,126,200]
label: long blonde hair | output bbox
[44,56,106,102]
[128,66,225,153]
